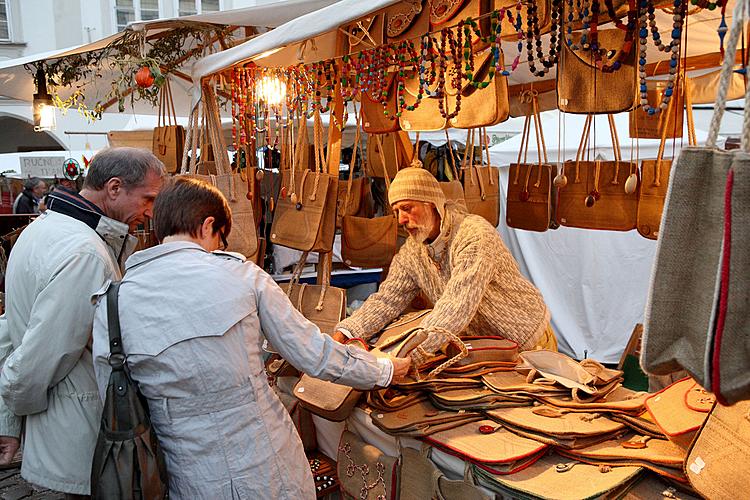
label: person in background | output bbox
[333,167,557,369]
[12,177,46,214]
[91,177,410,499]
[0,147,165,498]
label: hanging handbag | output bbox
[429,0,497,49]
[362,73,400,134]
[461,129,500,226]
[180,85,258,257]
[152,78,186,174]
[637,81,697,240]
[385,0,429,46]
[336,109,368,228]
[447,48,510,129]
[399,69,448,132]
[366,132,410,178]
[341,214,398,269]
[629,79,684,139]
[557,29,637,114]
[270,110,338,252]
[506,92,553,232]
[91,282,168,500]
[642,0,750,404]
[440,131,468,210]
[557,114,639,231]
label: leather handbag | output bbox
[642,1,750,404]
[270,110,338,252]
[506,92,553,232]
[366,132,410,178]
[91,282,168,500]
[557,29,637,114]
[362,73,400,134]
[341,214,398,268]
[338,429,400,499]
[629,80,685,139]
[399,70,448,132]
[440,132,468,210]
[447,48,510,129]
[152,78,185,174]
[557,114,639,231]
[385,0,429,46]
[509,86,558,117]
[342,12,384,54]
[180,86,258,257]
[686,400,750,498]
[637,81,697,240]
[336,110,368,228]
[461,129,500,226]
[279,253,346,335]
[372,399,482,437]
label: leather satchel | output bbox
[637,81,697,240]
[506,91,553,232]
[91,282,168,500]
[337,429,399,499]
[385,0,429,46]
[366,132,409,178]
[362,73,400,134]
[629,80,684,139]
[462,129,500,226]
[181,86,258,257]
[341,214,398,268]
[557,29,637,114]
[399,70,448,132]
[447,49,510,129]
[152,78,185,174]
[557,115,639,231]
[270,110,338,252]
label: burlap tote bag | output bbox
[180,85,258,257]
[462,129,500,226]
[642,0,750,400]
[557,29,637,114]
[506,92,553,232]
[557,114,639,231]
[337,429,399,499]
[629,79,685,139]
[637,79,697,240]
[270,110,338,252]
[152,78,185,174]
[686,400,750,499]
[399,69,448,132]
[362,72,400,134]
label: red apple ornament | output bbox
[135,66,155,88]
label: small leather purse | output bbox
[506,91,553,232]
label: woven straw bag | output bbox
[180,84,257,257]
[557,29,637,114]
[642,0,750,404]
[506,91,554,232]
[637,79,697,240]
[557,114,639,231]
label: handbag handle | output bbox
[181,103,200,175]
[513,92,546,191]
[443,129,459,181]
[375,134,392,191]
[707,0,749,150]
[344,105,363,212]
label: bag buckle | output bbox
[108,353,126,368]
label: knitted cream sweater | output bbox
[336,207,549,358]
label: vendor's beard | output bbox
[406,220,435,244]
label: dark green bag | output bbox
[90,282,168,499]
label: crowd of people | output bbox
[0,147,552,499]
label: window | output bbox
[114,0,162,31]
[0,0,11,41]
[177,0,220,17]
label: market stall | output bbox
[177,0,748,497]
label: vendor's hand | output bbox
[331,330,347,344]
[390,356,411,385]
[0,436,19,465]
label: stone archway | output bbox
[0,115,65,153]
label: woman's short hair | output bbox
[153,177,232,241]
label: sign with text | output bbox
[20,156,65,178]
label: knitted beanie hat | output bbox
[388,167,446,220]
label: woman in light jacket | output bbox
[92,177,410,499]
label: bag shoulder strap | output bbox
[106,281,124,367]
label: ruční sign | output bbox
[20,156,65,178]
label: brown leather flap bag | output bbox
[385,1,429,45]
[152,78,186,174]
[557,29,637,114]
[362,73,400,134]
[341,214,398,269]
[447,48,509,129]
[629,80,684,139]
[462,129,500,226]
[557,114,639,231]
[270,111,337,252]
[399,69,448,132]
[506,92,553,232]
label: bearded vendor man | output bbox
[332,167,556,366]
